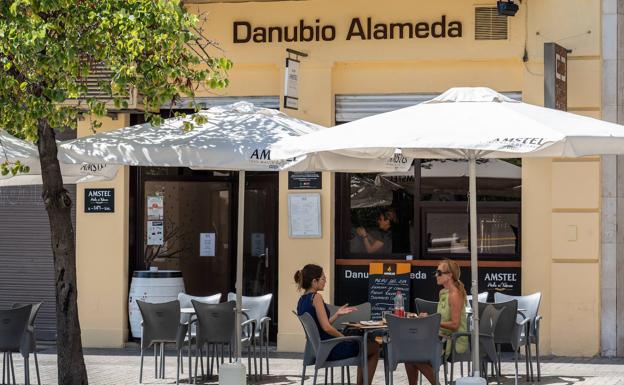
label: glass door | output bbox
[142,178,233,296]
[242,172,278,340]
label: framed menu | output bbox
[288,193,322,238]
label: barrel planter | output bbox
[128,270,185,338]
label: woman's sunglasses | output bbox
[435,269,451,277]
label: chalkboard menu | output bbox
[368,262,410,320]
[84,188,114,213]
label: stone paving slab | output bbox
[3,345,624,385]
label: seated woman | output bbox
[295,264,379,385]
[405,259,468,385]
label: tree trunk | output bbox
[37,119,89,385]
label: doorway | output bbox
[243,172,279,340]
[130,168,280,341]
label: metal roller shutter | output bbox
[335,92,522,123]
[164,95,280,110]
[0,184,76,341]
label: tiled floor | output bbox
[4,345,624,385]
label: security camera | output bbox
[497,0,519,16]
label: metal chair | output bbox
[327,302,371,384]
[178,293,221,325]
[136,300,187,385]
[328,302,372,328]
[385,313,444,385]
[227,292,272,376]
[414,298,438,315]
[0,305,33,385]
[478,299,530,385]
[177,293,221,381]
[449,304,504,385]
[494,292,542,382]
[296,312,363,385]
[466,292,489,308]
[192,300,257,382]
[11,303,42,385]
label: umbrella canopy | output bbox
[270,87,624,381]
[0,129,118,186]
[57,101,410,365]
[271,87,624,160]
[58,102,411,173]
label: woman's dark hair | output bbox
[378,208,396,224]
[293,264,324,291]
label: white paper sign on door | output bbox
[147,220,164,245]
[200,233,216,257]
[147,196,164,220]
[251,233,265,257]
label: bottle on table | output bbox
[393,290,405,317]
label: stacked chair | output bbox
[177,292,221,382]
[495,292,542,382]
[192,300,257,382]
[448,304,505,385]
[227,293,273,376]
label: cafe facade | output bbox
[28,0,622,357]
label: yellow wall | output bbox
[76,115,130,348]
[191,0,605,355]
[277,171,335,351]
[73,0,605,355]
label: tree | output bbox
[0,1,231,383]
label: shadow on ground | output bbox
[481,375,587,385]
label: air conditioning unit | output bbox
[63,62,146,112]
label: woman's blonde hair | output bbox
[441,259,467,300]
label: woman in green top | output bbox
[405,259,468,385]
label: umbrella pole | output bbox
[469,155,481,377]
[235,170,245,362]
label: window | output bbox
[336,159,521,260]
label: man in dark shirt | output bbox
[354,210,393,254]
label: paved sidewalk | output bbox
[4,345,624,385]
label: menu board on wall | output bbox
[368,262,410,320]
[288,193,322,238]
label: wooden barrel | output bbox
[128,270,185,338]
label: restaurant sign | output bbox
[288,171,322,190]
[233,16,462,44]
[336,263,521,309]
[84,188,114,213]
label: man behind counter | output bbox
[354,210,394,254]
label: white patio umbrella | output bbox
[270,87,624,383]
[57,101,411,366]
[0,129,118,186]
